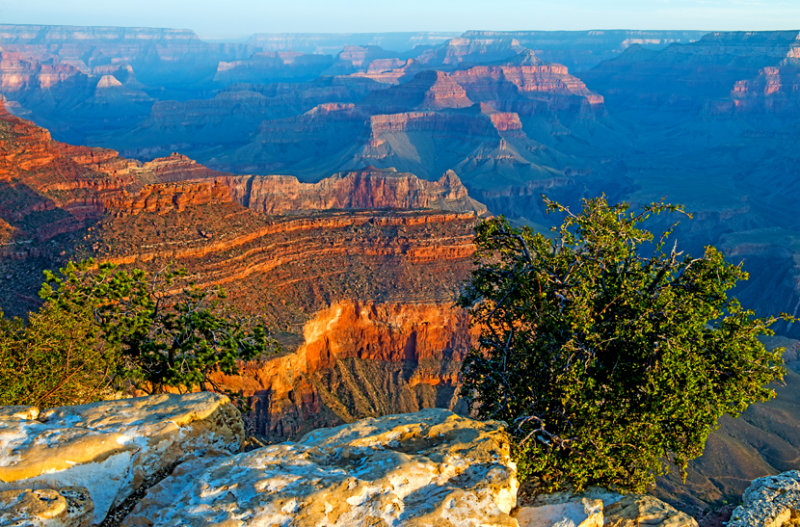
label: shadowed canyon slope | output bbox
[3,25,800,522]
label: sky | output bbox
[2,0,800,39]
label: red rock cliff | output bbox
[213,299,474,438]
[451,63,604,107]
[221,167,487,216]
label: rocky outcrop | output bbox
[451,62,604,107]
[0,102,242,246]
[0,392,244,524]
[416,70,474,109]
[139,153,229,182]
[1,395,711,527]
[0,51,85,93]
[105,179,234,214]
[223,167,488,216]
[325,45,400,76]
[603,495,698,527]
[517,488,698,527]
[517,498,603,527]
[728,470,800,527]
[481,104,525,131]
[416,37,525,68]
[351,58,415,84]
[0,100,138,245]
[106,156,489,219]
[729,61,800,113]
[121,408,518,527]
[367,109,521,137]
[361,70,474,112]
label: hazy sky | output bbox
[3,0,800,39]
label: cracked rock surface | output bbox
[0,392,244,525]
[728,470,800,527]
[121,408,518,527]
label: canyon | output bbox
[2,24,800,524]
[0,101,479,448]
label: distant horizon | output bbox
[0,23,797,42]
[3,0,800,40]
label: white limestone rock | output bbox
[0,392,244,525]
[516,487,696,527]
[603,495,697,527]
[0,486,93,527]
[0,406,39,420]
[121,408,519,527]
[728,470,800,527]
[516,498,603,527]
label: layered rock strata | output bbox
[216,300,473,439]
[86,205,476,439]
[0,103,482,443]
[0,51,84,93]
[450,62,604,106]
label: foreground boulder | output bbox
[728,470,800,527]
[0,392,244,525]
[603,495,698,527]
[516,497,603,527]
[121,408,518,527]
[516,487,698,527]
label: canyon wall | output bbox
[0,25,606,188]
[143,155,488,216]
[215,300,473,439]
[461,30,706,70]
[0,104,482,443]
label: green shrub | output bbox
[0,260,277,407]
[0,303,115,407]
[459,196,787,492]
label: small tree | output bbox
[0,303,116,407]
[37,260,277,397]
[459,196,787,492]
